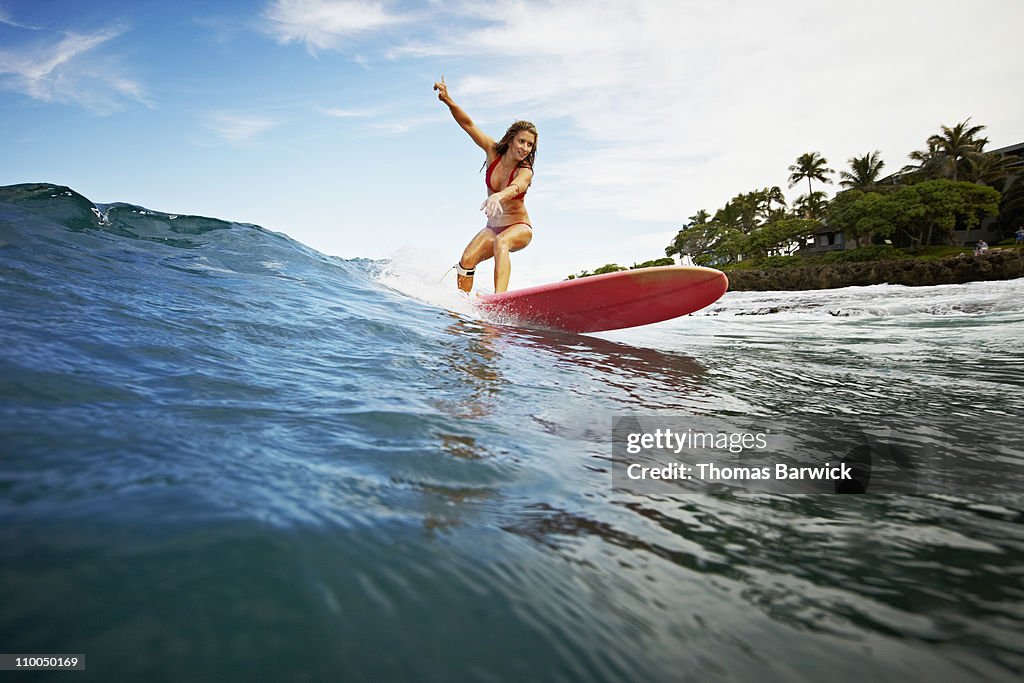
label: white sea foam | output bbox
[374,246,482,320]
[703,278,1024,319]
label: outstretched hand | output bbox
[481,195,504,219]
[433,75,453,106]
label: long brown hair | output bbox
[493,120,538,169]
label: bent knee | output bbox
[499,236,531,254]
[496,232,529,252]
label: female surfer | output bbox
[433,76,536,293]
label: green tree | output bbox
[733,192,764,233]
[828,190,899,248]
[839,151,886,189]
[793,191,829,221]
[830,180,999,248]
[665,200,746,264]
[914,179,999,246]
[903,139,944,181]
[669,189,801,264]
[764,186,788,219]
[788,152,834,199]
[631,258,676,269]
[998,176,1024,239]
[668,221,734,264]
[711,196,762,261]
[688,209,711,226]
[717,190,779,234]
[666,209,714,262]
[927,118,988,182]
[744,218,821,257]
[713,199,743,231]
[965,151,1024,186]
[566,263,627,279]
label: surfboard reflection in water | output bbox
[1,184,1022,681]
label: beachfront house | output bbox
[800,224,848,255]
[798,140,1023,254]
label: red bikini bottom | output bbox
[487,222,532,235]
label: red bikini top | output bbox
[486,156,528,201]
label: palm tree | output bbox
[840,151,886,189]
[763,186,787,220]
[927,118,988,182]
[903,139,944,179]
[688,209,711,226]
[714,200,743,232]
[734,192,764,233]
[788,152,834,198]
[666,209,712,262]
[793,191,829,221]
[965,151,1023,186]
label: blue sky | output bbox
[2,0,1023,285]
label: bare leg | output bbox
[492,225,533,293]
[458,228,497,293]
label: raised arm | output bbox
[434,76,495,155]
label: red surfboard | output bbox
[475,266,728,333]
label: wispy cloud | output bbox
[202,112,283,143]
[393,1,754,218]
[262,0,411,55]
[364,115,436,137]
[0,16,151,114]
[255,0,1024,233]
[263,0,782,219]
[318,106,374,118]
[0,6,41,30]
[317,103,436,138]
[390,0,1024,223]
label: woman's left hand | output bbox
[481,195,504,219]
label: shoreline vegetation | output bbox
[568,118,1024,291]
[568,246,1024,292]
[722,244,1024,291]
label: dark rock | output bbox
[725,251,1024,291]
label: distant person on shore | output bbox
[1016,226,1024,244]
[434,76,536,294]
[974,240,989,256]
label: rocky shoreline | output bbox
[724,249,1024,292]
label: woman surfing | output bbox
[434,76,537,293]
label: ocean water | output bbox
[1,183,1022,682]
